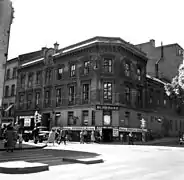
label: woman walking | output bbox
[91,130,95,143]
[46,129,56,146]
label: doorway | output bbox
[42,113,50,129]
[102,128,113,142]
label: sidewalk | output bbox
[0,140,46,151]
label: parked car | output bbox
[36,126,50,143]
[23,130,33,142]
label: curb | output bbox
[0,162,49,174]
[0,145,47,152]
[63,157,104,164]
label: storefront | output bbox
[62,126,96,142]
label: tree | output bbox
[165,63,184,102]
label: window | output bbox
[11,84,15,96]
[70,64,76,77]
[104,58,112,73]
[91,110,95,126]
[12,68,17,79]
[27,94,32,109]
[56,88,62,107]
[20,74,25,88]
[175,120,178,131]
[125,63,130,77]
[82,110,89,125]
[5,86,9,97]
[156,91,160,105]
[84,61,90,75]
[28,73,33,88]
[57,67,63,80]
[83,84,89,102]
[36,71,41,84]
[137,89,142,107]
[68,111,76,125]
[19,94,24,109]
[3,104,8,117]
[45,69,52,83]
[44,90,51,107]
[6,69,10,80]
[68,86,75,105]
[125,86,130,104]
[35,92,41,106]
[103,82,112,102]
[103,110,112,126]
[137,68,141,80]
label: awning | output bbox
[4,104,14,112]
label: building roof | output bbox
[54,36,148,60]
[146,74,167,85]
[6,57,18,64]
[156,43,183,50]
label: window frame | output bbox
[5,85,9,97]
[11,84,15,96]
[57,67,64,80]
[104,58,113,73]
[82,84,89,103]
[103,82,112,103]
[125,86,131,104]
[56,88,62,107]
[70,64,76,77]
[68,85,75,105]
[84,61,90,75]
[35,92,41,106]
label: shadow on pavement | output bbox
[0,148,101,167]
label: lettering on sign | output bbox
[96,105,119,111]
[62,126,95,131]
[113,128,119,137]
[24,118,31,127]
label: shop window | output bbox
[84,61,90,75]
[103,110,112,126]
[36,71,42,84]
[91,110,95,126]
[68,86,75,105]
[56,88,62,107]
[103,82,112,103]
[57,67,64,80]
[70,64,76,77]
[82,110,89,125]
[35,92,41,106]
[83,84,89,103]
[104,58,112,73]
[68,111,76,125]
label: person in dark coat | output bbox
[4,126,17,152]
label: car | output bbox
[23,130,33,142]
[36,126,50,143]
[179,137,184,145]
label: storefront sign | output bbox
[119,127,147,132]
[62,126,95,131]
[96,105,119,111]
[24,118,31,127]
[19,116,34,119]
[113,128,119,137]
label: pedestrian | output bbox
[128,132,134,145]
[120,133,124,144]
[91,130,95,143]
[46,129,56,146]
[57,129,62,145]
[80,130,84,144]
[18,133,23,149]
[4,125,16,152]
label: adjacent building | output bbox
[0,0,14,126]
[15,37,184,141]
[136,40,183,81]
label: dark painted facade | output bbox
[15,37,184,141]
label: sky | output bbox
[8,0,184,59]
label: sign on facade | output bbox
[24,118,31,127]
[113,128,119,137]
[96,105,119,110]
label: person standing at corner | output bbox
[120,133,124,144]
[5,125,16,152]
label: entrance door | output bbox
[102,128,113,142]
[42,113,50,129]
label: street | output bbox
[1,143,184,179]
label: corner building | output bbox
[16,37,150,142]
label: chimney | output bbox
[54,42,59,52]
[155,63,159,78]
[150,39,155,47]
[161,42,164,58]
